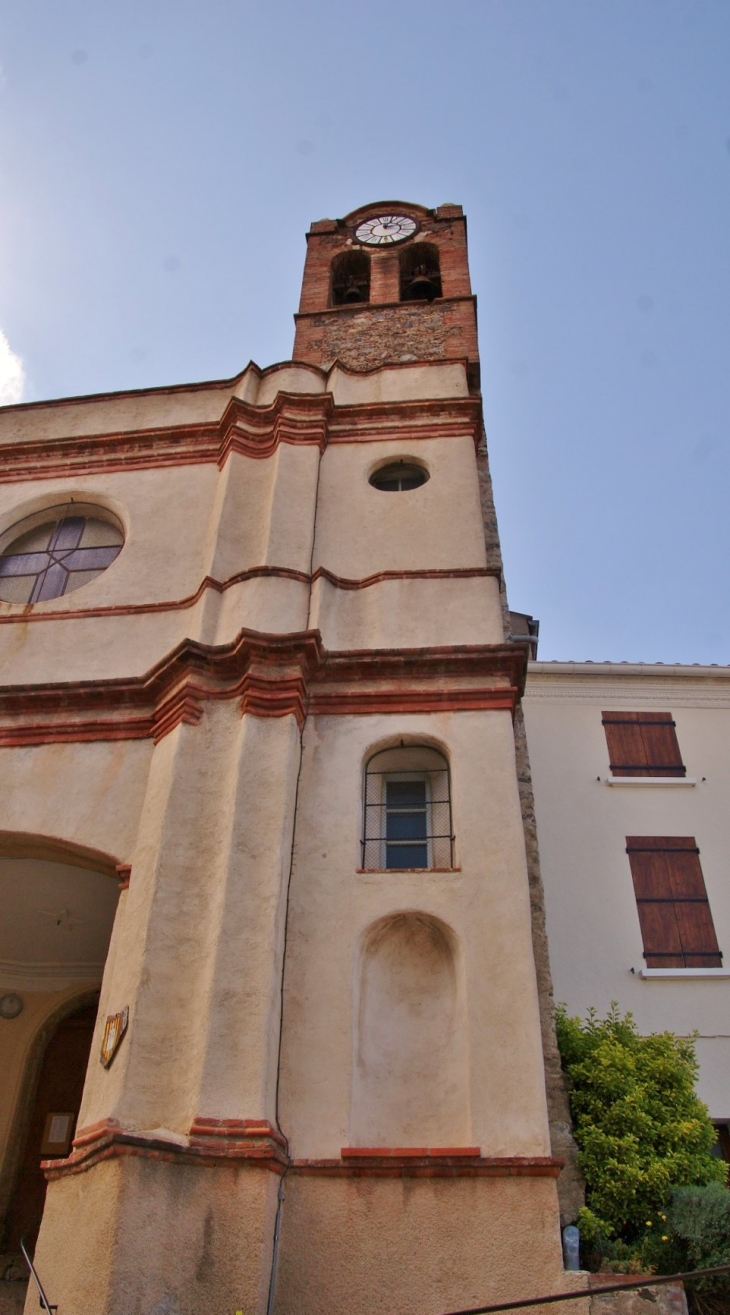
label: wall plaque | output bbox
[100,1006,129,1068]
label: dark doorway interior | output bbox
[5,1002,97,1255]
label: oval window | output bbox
[369,461,429,492]
[0,502,124,604]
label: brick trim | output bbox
[115,864,132,891]
[309,688,518,716]
[44,1120,561,1182]
[0,394,480,483]
[43,1118,288,1180]
[0,634,525,746]
[292,1152,563,1179]
[0,566,497,627]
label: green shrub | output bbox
[556,1003,726,1260]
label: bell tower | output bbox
[3,198,579,1315]
[293,201,480,386]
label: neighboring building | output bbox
[0,203,578,1315]
[524,661,730,1156]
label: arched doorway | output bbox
[4,1000,97,1255]
[0,846,120,1263]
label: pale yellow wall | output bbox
[0,739,152,862]
[0,364,491,684]
[524,665,730,1118]
[275,1176,572,1315]
[0,358,468,447]
[0,350,560,1315]
[312,436,489,580]
[280,709,551,1160]
[309,573,503,650]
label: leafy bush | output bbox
[641,1186,730,1314]
[556,1003,726,1262]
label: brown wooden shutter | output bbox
[626,837,722,967]
[603,712,685,777]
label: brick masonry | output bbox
[292,202,480,374]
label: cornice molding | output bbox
[0,565,497,626]
[0,631,524,747]
[0,392,481,484]
[45,1118,561,1182]
[525,675,730,709]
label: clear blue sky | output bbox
[1,1,729,663]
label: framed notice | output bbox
[40,1111,75,1157]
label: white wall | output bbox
[524,663,730,1119]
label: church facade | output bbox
[0,202,578,1315]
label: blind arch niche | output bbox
[350,912,470,1147]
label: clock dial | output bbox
[354,215,418,246]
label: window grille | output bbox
[362,745,453,871]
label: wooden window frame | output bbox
[602,712,685,777]
[627,836,722,968]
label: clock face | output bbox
[355,214,418,246]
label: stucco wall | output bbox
[280,709,551,1159]
[524,666,730,1118]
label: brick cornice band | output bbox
[44,1118,288,1179]
[0,392,481,482]
[0,632,525,746]
[0,566,498,627]
[45,1120,562,1181]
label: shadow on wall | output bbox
[351,912,470,1146]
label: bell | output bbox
[406,271,438,302]
[342,280,365,304]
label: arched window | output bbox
[330,249,371,306]
[399,242,442,302]
[362,745,453,871]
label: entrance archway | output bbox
[0,844,120,1260]
[4,1000,97,1254]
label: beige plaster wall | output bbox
[0,357,467,447]
[79,702,301,1137]
[309,572,503,650]
[280,709,551,1159]
[30,1157,279,1315]
[0,428,496,682]
[274,1175,571,1315]
[0,740,152,864]
[523,668,730,1117]
[312,436,490,581]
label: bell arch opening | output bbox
[399,242,442,302]
[350,912,470,1146]
[330,249,371,306]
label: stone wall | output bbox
[476,427,585,1224]
[590,1279,688,1315]
[293,298,479,374]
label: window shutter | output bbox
[626,837,722,968]
[603,712,685,777]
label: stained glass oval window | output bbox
[0,503,124,604]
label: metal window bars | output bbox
[362,766,454,870]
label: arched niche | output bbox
[399,242,442,302]
[351,912,470,1146]
[330,249,371,306]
